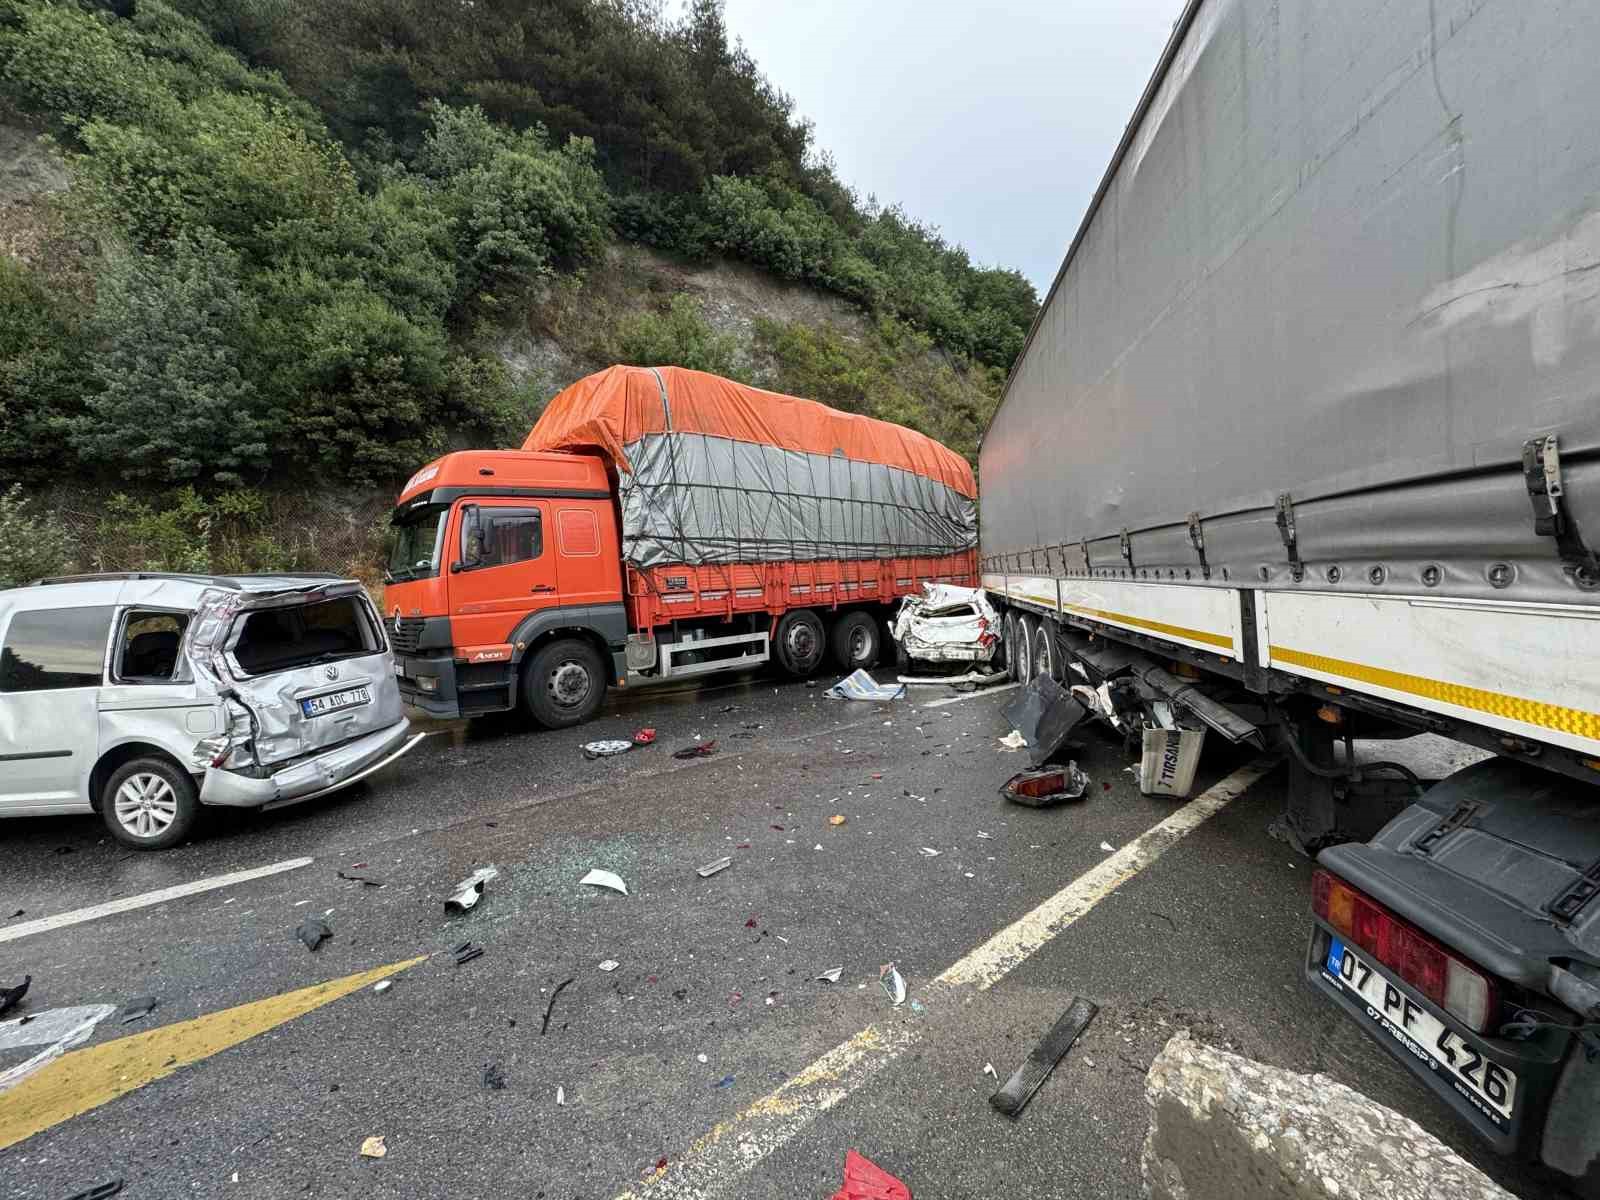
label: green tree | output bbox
[76,231,268,485]
[616,294,745,379]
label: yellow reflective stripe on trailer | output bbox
[1270,645,1600,742]
[1062,603,1234,651]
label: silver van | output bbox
[0,572,424,849]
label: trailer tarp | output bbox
[525,366,977,568]
[980,0,1600,604]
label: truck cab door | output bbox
[447,500,561,653]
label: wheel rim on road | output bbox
[548,660,593,709]
[114,773,178,839]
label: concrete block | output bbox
[1141,1031,1515,1200]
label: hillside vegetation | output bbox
[0,0,1035,582]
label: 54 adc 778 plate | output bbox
[1323,939,1517,1128]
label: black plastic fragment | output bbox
[452,941,484,965]
[0,974,30,1016]
[482,1062,506,1090]
[990,996,1099,1119]
[61,1182,123,1200]
[1001,674,1087,766]
[296,917,332,952]
[117,996,158,1024]
[541,977,575,1035]
[337,870,385,887]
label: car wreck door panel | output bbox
[448,500,561,650]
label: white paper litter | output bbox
[372,980,392,995]
[556,1086,566,1106]
[919,847,942,857]
[598,959,620,972]
[580,869,629,895]
[1100,841,1117,852]
[999,730,1027,751]
[815,967,843,983]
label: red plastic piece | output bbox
[829,1150,911,1200]
[632,728,656,745]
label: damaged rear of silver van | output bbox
[0,572,425,849]
[185,579,422,810]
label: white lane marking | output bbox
[0,857,314,945]
[616,756,1280,1199]
[0,1005,117,1092]
[923,681,1021,707]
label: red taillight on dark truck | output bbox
[1312,868,1498,1032]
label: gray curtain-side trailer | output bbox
[978,0,1600,1190]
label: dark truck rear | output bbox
[977,0,1600,1190]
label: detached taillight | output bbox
[1313,868,1497,1032]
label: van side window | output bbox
[475,508,542,568]
[0,606,115,693]
[116,611,190,682]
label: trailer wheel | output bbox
[774,609,826,676]
[1015,614,1037,682]
[1033,619,1058,681]
[1002,613,1020,681]
[830,611,881,671]
[523,637,606,728]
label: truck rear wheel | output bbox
[522,637,606,728]
[1034,619,1058,680]
[1015,614,1037,682]
[774,609,826,676]
[1003,613,1021,681]
[830,611,881,671]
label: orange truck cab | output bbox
[385,366,980,729]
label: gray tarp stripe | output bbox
[618,433,977,568]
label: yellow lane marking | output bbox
[1270,645,1600,742]
[1062,603,1234,651]
[0,956,426,1152]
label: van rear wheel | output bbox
[102,757,199,851]
[523,638,606,728]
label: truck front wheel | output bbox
[774,609,826,676]
[830,611,880,671]
[523,638,606,728]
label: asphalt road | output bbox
[0,671,1561,1199]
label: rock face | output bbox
[1141,1032,1515,1200]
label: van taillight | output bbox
[1312,868,1496,1032]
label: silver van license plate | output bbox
[301,686,371,718]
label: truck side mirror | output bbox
[457,504,484,571]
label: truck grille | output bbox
[390,617,425,655]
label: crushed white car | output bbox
[890,583,1001,666]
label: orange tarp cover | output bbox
[522,366,976,498]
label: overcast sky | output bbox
[721,0,1186,296]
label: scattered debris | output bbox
[580,868,629,895]
[828,815,847,826]
[372,980,393,995]
[826,668,906,701]
[482,1063,506,1090]
[631,728,657,747]
[828,1149,912,1200]
[983,1062,998,1081]
[673,740,718,759]
[715,1075,734,1089]
[598,960,620,973]
[989,996,1099,1119]
[898,669,1008,687]
[1000,763,1090,807]
[336,869,384,887]
[0,975,30,1016]
[910,1000,926,1015]
[540,978,575,1035]
[295,917,332,953]
[696,1053,708,1064]
[359,1136,387,1159]
[452,941,484,966]
[1001,673,1088,765]
[445,866,500,913]
[1100,841,1117,853]
[582,738,635,759]
[976,831,993,839]
[61,1182,123,1200]
[816,967,843,984]
[744,917,759,929]
[879,963,907,1007]
[696,856,733,878]
[6,909,22,919]
[918,847,942,857]
[998,730,1027,751]
[117,997,158,1024]
[805,679,821,689]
